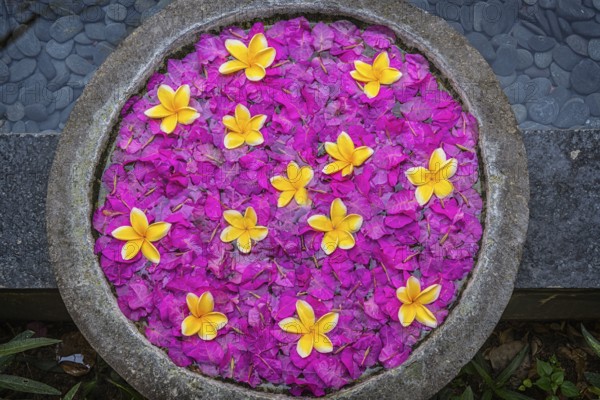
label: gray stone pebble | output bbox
[0,62,9,84]
[81,6,105,22]
[527,96,559,124]
[552,44,582,70]
[528,35,556,52]
[566,34,588,56]
[54,86,73,110]
[554,98,590,128]
[516,49,534,70]
[106,4,128,21]
[0,84,20,104]
[50,0,84,16]
[12,120,26,133]
[550,62,571,88]
[534,51,553,68]
[6,102,25,122]
[24,121,39,131]
[124,10,141,26]
[525,66,551,78]
[589,39,600,60]
[46,39,74,60]
[33,18,53,42]
[9,58,36,82]
[93,42,115,65]
[585,93,600,116]
[74,32,93,45]
[571,59,600,95]
[512,104,528,123]
[105,23,127,45]
[498,73,517,87]
[539,0,557,9]
[49,61,70,89]
[6,42,24,61]
[494,45,518,75]
[85,22,106,41]
[134,0,156,13]
[466,32,496,62]
[66,54,95,75]
[556,0,595,21]
[119,0,136,6]
[572,20,600,36]
[39,112,60,131]
[549,86,571,107]
[50,16,83,42]
[38,50,57,81]
[14,26,42,57]
[24,104,49,122]
[75,44,96,59]
[491,34,517,48]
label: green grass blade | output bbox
[469,359,496,389]
[0,331,36,372]
[582,324,600,357]
[62,382,81,400]
[497,344,529,386]
[0,337,61,357]
[0,374,61,395]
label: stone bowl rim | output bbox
[47,0,529,399]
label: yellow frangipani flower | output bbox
[350,51,402,98]
[181,292,228,340]
[219,206,268,254]
[144,84,199,134]
[218,33,276,82]
[397,276,441,328]
[270,162,314,208]
[322,131,374,177]
[278,300,339,358]
[405,147,458,206]
[307,198,363,255]
[222,104,267,149]
[111,207,171,264]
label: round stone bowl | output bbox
[47,0,529,398]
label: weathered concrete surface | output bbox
[46,0,528,399]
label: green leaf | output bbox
[0,337,61,357]
[469,360,496,389]
[523,378,533,388]
[0,374,61,395]
[495,388,536,400]
[582,324,600,357]
[560,381,579,398]
[537,359,553,377]
[498,344,530,386]
[535,377,552,392]
[482,390,493,400]
[585,371,600,387]
[62,382,81,400]
[551,371,564,385]
[460,386,474,400]
[0,331,35,372]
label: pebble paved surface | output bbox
[1,0,600,131]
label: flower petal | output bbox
[111,226,141,241]
[245,64,266,81]
[339,214,363,233]
[279,317,309,334]
[236,231,252,253]
[253,47,276,68]
[157,85,175,111]
[373,51,390,73]
[160,113,178,134]
[341,164,354,176]
[294,187,309,206]
[286,161,301,182]
[296,300,315,330]
[177,108,199,125]
[415,304,438,328]
[249,226,268,241]
[223,210,245,229]
[298,166,314,187]
[379,68,402,85]
[364,80,381,98]
[197,291,215,316]
[324,141,346,161]
[351,146,374,166]
[248,33,268,56]
[336,230,356,250]
[141,240,160,263]
[399,303,417,327]
[307,215,333,232]
[429,148,447,171]
[144,104,173,119]
[433,180,454,199]
[224,39,249,63]
[322,160,349,175]
[244,130,264,146]
[277,190,295,208]
[416,284,442,305]
[438,158,458,179]
[244,206,257,226]
[224,132,245,149]
[173,84,190,110]
[218,59,248,74]
[220,226,244,243]
[415,183,434,206]
[330,198,347,225]
[223,115,240,132]
[234,104,251,128]
[313,334,334,354]
[350,69,373,83]
[181,315,201,336]
[271,176,295,191]
[406,276,421,300]
[405,166,430,186]
[322,231,339,255]
[396,287,411,304]
[336,132,355,160]
[248,114,267,131]
[146,222,171,242]
[121,239,143,260]
[297,333,314,358]
[353,60,376,80]
[130,208,148,236]
[314,312,339,334]
[186,293,200,317]
[200,311,228,331]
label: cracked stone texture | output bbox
[45,0,528,399]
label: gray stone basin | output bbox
[46,0,529,398]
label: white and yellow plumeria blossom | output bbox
[222,104,267,149]
[323,132,374,177]
[144,84,199,134]
[218,33,276,81]
[397,276,441,328]
[270,162,314,207]
[220,206,268,254]
[307,198,363,255]
[278,300,339,358]
[111,207,171,264]
[181,292,228,340]
[350,51,402,98]
[405,147,458,206]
